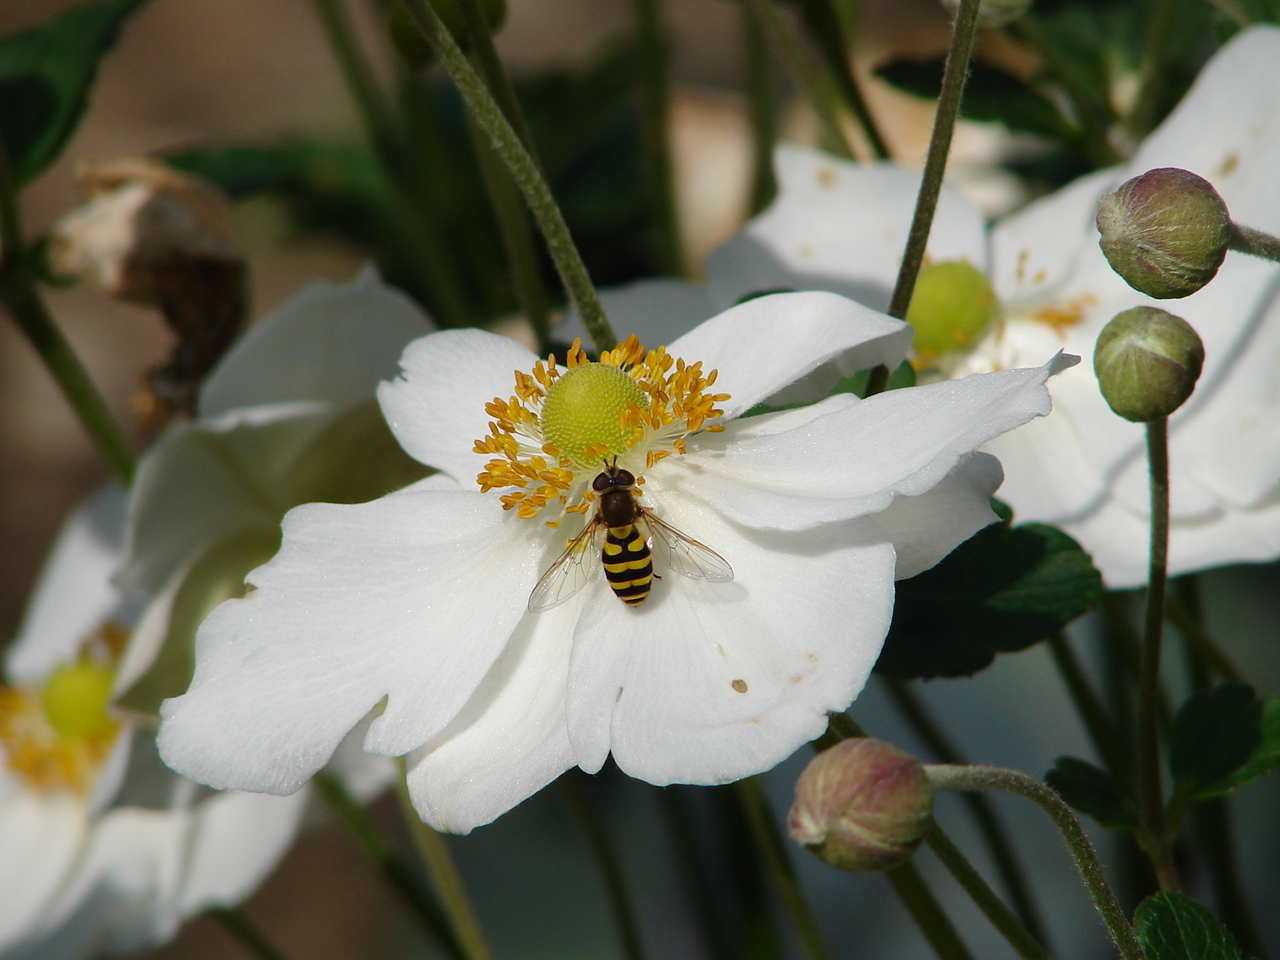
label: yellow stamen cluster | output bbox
[473,335,731,520]
[0,623,125,795]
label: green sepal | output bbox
[1134,892,1242,960]
[875,509,1102,679]
[0,0,148,185]
[1044,756,1137,831]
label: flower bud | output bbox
[1096,168,1230,299]
[386,0,508,66]
[788,738,934,872]
[940,0,1034,27]
[1093,306,1204,422]
[906,260,997,363]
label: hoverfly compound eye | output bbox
[592,473,613,493]
[614,468,636,485]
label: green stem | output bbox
[925,764,1145,960]
[455,0,539,153]
[312,773,462,957]
[1166,592,1243,685]
[741,0,779,215]
[394,761,493,960]
[1126,0,1178,142]
[0,149,135,484]
[885,861,976,960]
[1199,0,1252,27]
[1191,800,1270,960]
[633,0,685,275]
[560,776,647,960]
[924,824,1051,960]
[1228,222,1280,264]
[399,0,616,352]
[881,679,1050,944]
[1047,632,1134,787]
[735,777,832,960]
[885,0,980,322]
[791,0,891,159]
[210,908,290,960]
[1138,418,1179,892]
[741,0,855,160]
[313,0,471,327]
[657,788,736,960]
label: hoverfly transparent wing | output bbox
[527,521,605,613]
[643,513,734,582]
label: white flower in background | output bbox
[158,289,1073,834]
[0,267,428,958]
[0,487,308,960]
[629,25,1280,589]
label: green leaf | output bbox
[1134,893,1242,960]
[1045,756,1137,831]
[1183,693,1280,801]
[874,57,1073,141]
[1171,684,1263,800]
[0,0,148,184]
[875,514,1102,679]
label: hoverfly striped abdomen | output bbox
[594,468,654,605]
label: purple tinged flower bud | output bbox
[1096,168,1231,299]
[1094,306,1204,422]
[787,738,934,872]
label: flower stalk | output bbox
[313,773,463,957]
[885,861,976,960]
[736,776,833,960]
[1228,222,1280,263]
[633,0,685,276]
[398,0,617,352]
[870,0,982,397]
[209,908,291,960]
[1046,633,1133,786]
[741,0,779,215]
[741,0,855,161]
[1138,417,1180,892]
[924,764,1145,960]
[0,147,135,484]
[395,761,494,960]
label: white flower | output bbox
[669,25,1280,589]
[0,267,427,958]
[0,487,308,960]
[158,289,1072,834]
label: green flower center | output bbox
[906,261,997,362]
[540,362,649,468]
[43,662,116,739]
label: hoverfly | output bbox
[528,463,733,612]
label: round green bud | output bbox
[385,0,508,67]
[940,0,1034,27]
[541,363,648,468]
[787,737,934,873]
[906,260,997,362]
[1093,306,1204,422]
[1096,168,1231,299]
[43,662,116,739]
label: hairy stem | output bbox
[1228,222,1280,264]
[633,0,685,275]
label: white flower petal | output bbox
[705,145,989,312]
[0,789,86,949]
[377,329,539,485]
[565,493,895,784]
[675,354,1075,531]
[158,489,541,793]
[199,266,432,418]
[558,278,719,349]
[667,291,912,419]
[871,453,1003,580]
[404,601,580,834]
[6,486,133,684]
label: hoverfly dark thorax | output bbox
[593,466,653,606]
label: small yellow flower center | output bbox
[541,362,649,469]
[0,624,124,795]
[43,662,116,739]
[473,336,730,522]
[907,261,997,364]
